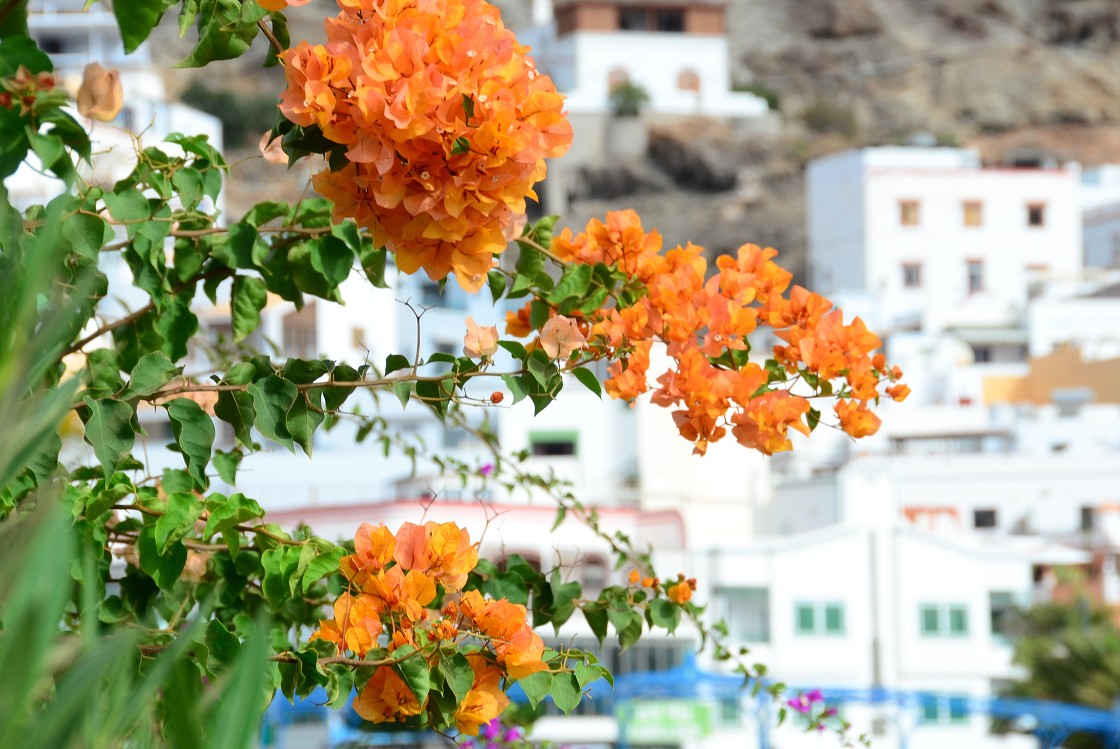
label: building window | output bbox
[902,263,922,288]
[989,591,1017,640]
[530,430,577,456]
[581,556,608,594]
[1081,506,1096,532]
[966,260,984,292]
[607,67,630,92]
[677,69,701,92]
[963,200,983,227]
[722,587,770,643]
[920,696,969,725]
[795,602,844,635]
[618,7,684,31]
[920,604,969,637]
[1027,203,1046,227]
[899,200,920,226]
[973,509,997,529]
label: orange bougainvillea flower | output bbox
[280,0,572,291]
[454,654,510,735]
[394,520,479,592]
[354,665,423,723]
[505,211,906,456]
[667,581,693,605]
[455,590,547,679]
[311,591,384,657]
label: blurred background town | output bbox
[16,0,1120,747]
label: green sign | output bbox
[616,700,714,744]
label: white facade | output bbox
[524,26,767,118]
[807,148,1082,336]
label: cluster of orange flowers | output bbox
[509,211,907,455]
[626,568,694,604]
[312,521,548,734]
[278,0,572,292]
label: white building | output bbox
[807,148,1082,338]
[518,0,767,119]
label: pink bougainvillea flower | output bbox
[787,689,824,715]
[539,315,586,360]
[464,316,499,359]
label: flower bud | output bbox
[77,62,122,122]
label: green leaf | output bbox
[231,275,267,340]
[392,380,412,408]
[547,263,593,305]
[358,243,389,288]
[384,354,411,375]
[137,524,188,590]
[81,396,135,477]
[302,546,346,593]
[286,392,324,457]
[102,188,150,228]
[571,367,602,398]
[321,364,359,410]
[0,36,51,77]
[519,671,553,708]
[113,0,176,52]
[648,599,681,632]
[203,492,264,537]
[574,662,604,690]
[166,398,215,489]
[126,352,181,397]
[391,646,431,706]
[487,270,507,302]
[247,375,298,452]
[550,672,581,715]
[212,449,242,484]
[215,390,255,447]
[153,491,203,554]
[807,406,821,432]
[177,0,268,67]
[437,653,474,704]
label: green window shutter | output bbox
[949,605,968,635]
[824,604,844,634]
[795,604,816,634]
[920,605,940,635]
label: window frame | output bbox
[1027,202,1046,228]
[919,603,970,638]
[902,262,922,289]
[962,200,983,227]
[966,259,984,293]
[899,200,921,227]
[795,601,845,636]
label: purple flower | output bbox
[787,689,824,715]
[481,719,502,740]
[480,463,495,478]
[486,742,499,749]
[502,727,522,742]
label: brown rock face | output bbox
[796,0,884,39]
[1045,0,1120,45]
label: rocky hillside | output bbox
[151,0,1120,282]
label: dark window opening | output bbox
[1027,203,1046,227]
[1082,506,1096,533]
[974,509,997,529]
